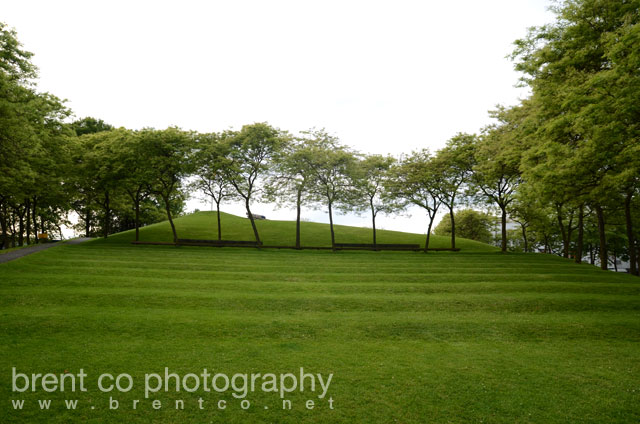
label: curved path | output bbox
[0,238,93,264]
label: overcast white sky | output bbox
[3,0,553,235]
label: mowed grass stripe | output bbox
[16,258,606,274]
[2,307,640,342]
[4,267,629,286]
[4,285,639,301]
[3,273,639,296]
[3,288,640,313]
[4,249,619,273]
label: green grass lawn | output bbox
[1,212,639,423]
[114,211,495,251]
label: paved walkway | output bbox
[0,238,93,264]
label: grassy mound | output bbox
[103,211,497,251]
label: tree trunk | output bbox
[595,205,607,271]
[85,209,91,238]
[449,207,456,249]
[589,244,594,265]
[135,193,141,242]
[637,239,640,276]
[245,199,261,245]
[216,202,222,241]
[10,213,16,248]
[18,207,25,246]
[0,202,8,249]
[371,200,377,250]
[543,234,550,254]
[637,240,640,276]
[575,205,584,264]
[521,224,528,253]
[25,198,31,245]
[103,191,110,239]
[624,192,637,276]
[556,204,569,258]
[613,250,618,272]
[40,216,45,242]
[162,194,178,243]
[295,188,302,249]
[500,205,507,252]
[328,200,336,249]
[424,215,434,253]
[567,212,574,257]
[32,197,38,244]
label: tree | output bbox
[590,20,640,275]
[511,0,640,270]
[386,150,441,251]
[432,133,477,249]
[350,154,396,248]
[80,129,132,239]
[141,128,193,243]
[472,106,524,252]
[0,22,37,82]
[298,129,356,249]
[109,129,157,241]
[0,96,70,246]
[26,93,73,242]
[433,209,494,244]
[0,22,65,248]
[222,123,284,245]
[508,193,543,254]
[264,136,317,249]
[70,117,114,136]
[191,132,234,241]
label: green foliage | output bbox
[387,150,438,212]
[432,133,477,205]
[0,21,71,247]
[296,129,356,207]
[191,132,235,205]
[221,123,287,243]
[432,133,478,249]
[70,117,114,136]
[472,105,527,251]
[0,21,36,81]
[511,0,640,270]
[349,154,397,244]
[473,106,524,206]
[433,209,494,244]
[140,127,194,241]
[263,136,317,207]
[386,149,442,249]
[350,154,396,214]
[293,129,358,246]
[223,123,285,202]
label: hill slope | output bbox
[103,211,497,251]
